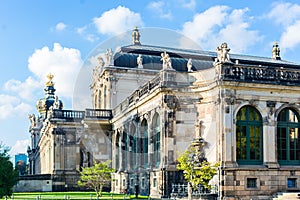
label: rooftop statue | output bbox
[187,58,193,72]
[216,42,231,63]
[161,51,173,70]
[137,54,143,68]
[105,48,113,66]
[132,26,141,45]
[272,42,281,60]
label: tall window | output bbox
[277,108,300,165]
[141,119,148,167]
[236,106,263,165]
[115,131,120,170]
[103,85,107,109]
[98,90,102,109]
[152,113,160,166]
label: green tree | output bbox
[0,143,18,198]
[177,147,219,189]
[78,160,115,198]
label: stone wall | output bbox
[14,174,52,192]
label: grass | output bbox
[2,192,149,200]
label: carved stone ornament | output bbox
[272,42,281,60]
[105,48,113,66]
[187,58,193,72]
[137,54,143,68]
[132,26,141,45]
[161,52,173,70]
[216,42,231,63]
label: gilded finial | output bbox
[46,73,54,87]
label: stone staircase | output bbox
[272,192,300,200]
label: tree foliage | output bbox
[78,160,115,197]
[0,143,18,198]
[177,147,219,189]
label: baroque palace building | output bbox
[25,27,300,199]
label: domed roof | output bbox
[36,74,63,115]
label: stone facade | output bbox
[26,28,300,199]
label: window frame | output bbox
[236,106,263,165]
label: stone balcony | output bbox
[52,109,112,122]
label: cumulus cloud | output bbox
[267,2,300,51]
[279,20,300,50]
[181,6,262,53]
[4,76,42,101]
[28,43,82,98]
[93,6,143,35]
[147,1,172,20]
[179,0,196,10]
[77,26,99,42]
[0,94,32,119]
[55,22,66,32]
[10,139,30,157]
[267,2,300,27]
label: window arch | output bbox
[277,108,300,165]
[152,113,160,166]
[236,106,263,165]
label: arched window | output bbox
[236,106,263,165]
[141,119,148,167]
[152,113,160,166]
[277,108,300,165]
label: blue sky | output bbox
[1,0,300,157]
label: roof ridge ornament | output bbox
[132,26,141,45]
[272,42,281,60]
[215,42,231,63]
[46,73,54,87]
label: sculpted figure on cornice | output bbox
[161,51,173,70]
[216,42,231,63]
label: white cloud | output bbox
[0,94,32,119]
[267,2,300,52]
[267,2,300,27]
[77,26,99,42]
[93,6,143,35]
[147,1,173,20]
[10,139,30,157]
[181,6,262,53]
[28,43,82,99]
[4,76,42,101]
[179,0,196,10]
[55,22,66,32]
[279,20,300,50]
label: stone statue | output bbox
[28,114,36,128]
[161,52,172,70]
[195,120,203,139]
[137,54,143,68]
[272,42,281,60]
[105,48,113,66]
[132,26,141,45]
[92,56,104,83]
[187,58,193,72]
[216,42,231,63]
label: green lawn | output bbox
[2,192,148,200]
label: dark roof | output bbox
[113,44,300,72]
